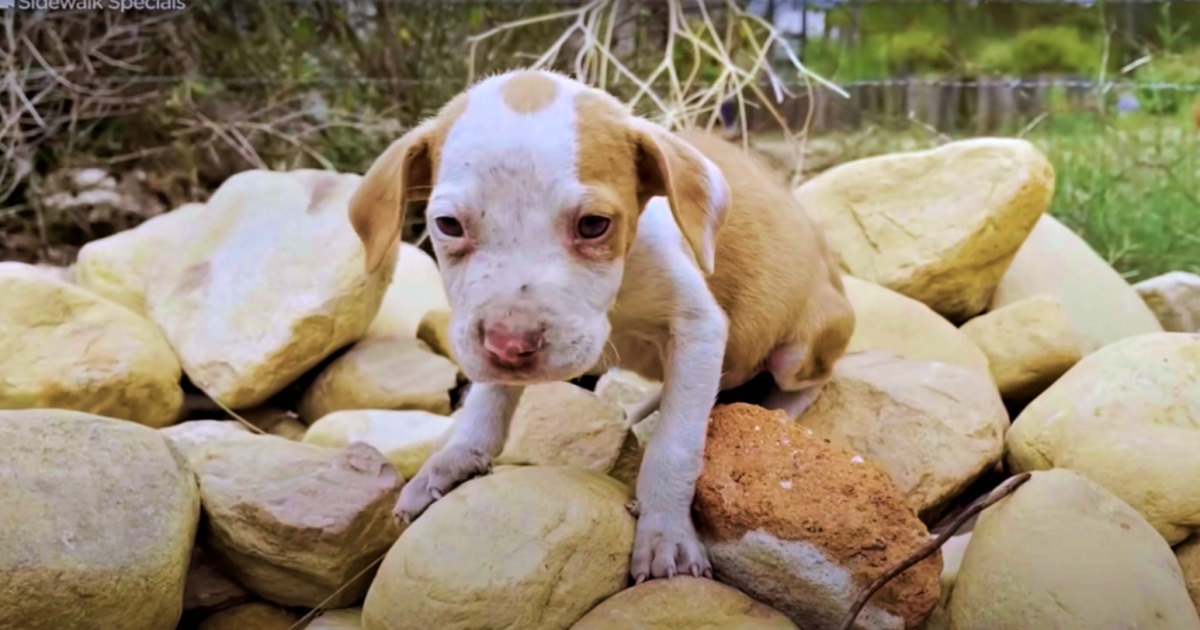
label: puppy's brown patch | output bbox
[501,71,559,114]
[574,90,639,257]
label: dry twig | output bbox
[836,472,1033,630]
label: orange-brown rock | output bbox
[695,403,941,630]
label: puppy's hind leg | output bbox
[758,341,833,420]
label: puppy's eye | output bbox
[576,215,611,240]
[434,216,464,238]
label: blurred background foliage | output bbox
[1,0,1198,279]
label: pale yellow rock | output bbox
[366,242,449,340]
[198,603,299,630]
[960,294,1083,401]
[842,275,991,376]
[160,419,255,457]
[797,351,1009,519]
[186,435,403,607]
[796,138,1054,321]
[947,469,1200,630]
[594,368,662,414]
[0,410,200,630]
[0,262,184,427]
[1006,332,1200,544]
[298,335,459,423]
[362,466,634,630]
[416,309,455,361]
[989,214,1163,353]
[1178,536,1200,614]
[1135,271,1200,333]
[75,169,393,408]
[304,409,453,480]
[308,608,364,630]
[571,576,798,630]
[496,382,629,473]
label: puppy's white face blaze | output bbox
[426,72,626,385]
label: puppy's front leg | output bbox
[394,382,524,524]
[631,301,727,582]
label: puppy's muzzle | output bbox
[482,320,545,370]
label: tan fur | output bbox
[501,71,560,114]
[348,93,467,272]
[611,129,854,393]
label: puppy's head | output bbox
[349,70,729,385]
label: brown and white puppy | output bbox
[349,69,855,582]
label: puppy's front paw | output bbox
[394,445,492,525]
[630,512,712,583]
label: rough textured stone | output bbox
[841,275,990,376]
[696,403,941,630]
[0,410,200,630]
[366,242,449,340]
[1179,536,1200,614]
[1136,271,1200,333]
[796,138,1054,321]
[298,335,459,423]
[960,294,1083,401]
[1006,332,1200,544]
[75,169,392,408]
[495,382,629,473]
[362,466,634,630]
[185,434,403,607]
[797,352,1008,519]
[989,214,1163,354]
[571,576,799,630]
[303,409,453,480]
[947,469,1200,630]
[0,262,184,426]
[308,608,364,629]
[197,603,299,630]
[161,420,254,457]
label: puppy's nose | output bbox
[483,322,544,369]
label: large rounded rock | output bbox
[959,294,1083,401]
[796,138,1053,321]
[303,409,453,480]
[841,276,990,376]
[495,382,629,473]
[947,469,1200,630]
[298,335,459,422]
[1135,271,1200,333]
[0,410,200,630]
[989,214,1163,353]
[797,352,1009,519]
[571,577,798,629]
[362,466,634,630]
[366,242,449,340]
[696,403,941,630]
[181,433,404,607]
[1006,333,1200,544]
[0,262,183,426]
[75,169,392,408]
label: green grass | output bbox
[791,110,1200,283]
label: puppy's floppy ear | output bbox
[349,121,435,273]
[628,119,730,275]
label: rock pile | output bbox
[2,137,1198,630]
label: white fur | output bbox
[396,70,734,581]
